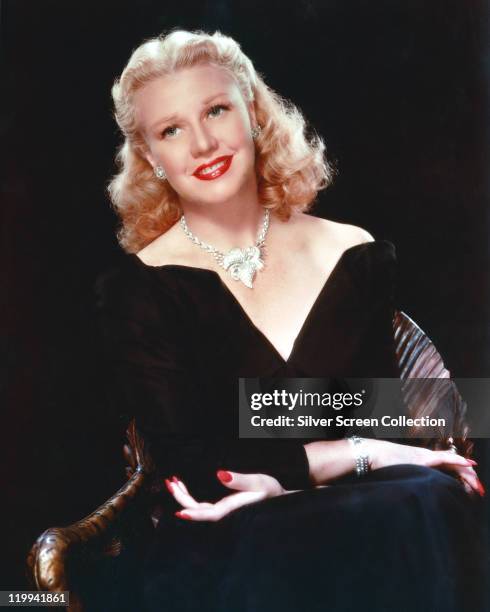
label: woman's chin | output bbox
[182,179,252,208]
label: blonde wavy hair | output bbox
[109,29,333,253]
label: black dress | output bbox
[95,241,486,612]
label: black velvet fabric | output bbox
[95,240,485,611]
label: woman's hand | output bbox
[166,471,292,522]
[364,439,484,496]
[451,464,484,496]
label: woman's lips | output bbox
[193,155,233,181]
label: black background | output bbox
[2,0,489,592]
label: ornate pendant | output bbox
[222,245,265,288]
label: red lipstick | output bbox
[193,155,232,181]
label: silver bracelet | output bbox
[447,436,458,454]
[348,435,370,477]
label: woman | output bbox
[97,29,485,611]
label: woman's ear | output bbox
[144,151,156,170]
[248,101,258,128]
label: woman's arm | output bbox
[304,438,482,494]
[304,439,358,485]
[166,437,481,522]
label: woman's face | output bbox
[135,63,257,208]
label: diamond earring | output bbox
[251,125,262,139]
[154,165,166,180]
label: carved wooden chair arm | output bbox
[26,422,153,611]
[393,310,472,456]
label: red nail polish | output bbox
[478,481,485,496]
[164,478,173,493]
[217,470,232,483]
[172,476,179,484]
[175,511,191,520]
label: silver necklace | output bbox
[180,208,270,289]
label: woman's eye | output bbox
[161,125,180,139]
[208,104,229,118]
[160,105,229,138]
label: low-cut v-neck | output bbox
[131,240,379,365]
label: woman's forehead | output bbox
[134,65,242,127]
[140,65,238,102]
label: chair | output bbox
[26,311,472,611]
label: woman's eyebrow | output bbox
[150,92,229,129]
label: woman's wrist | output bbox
[348,436,371,477]
[304,439,369,485]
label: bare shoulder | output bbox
[322,218,375,250]
[136,221,199,267]
[290,213,374,253]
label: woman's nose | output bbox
[190,124,218,158]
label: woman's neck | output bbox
[180,195,266,251]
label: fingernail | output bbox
[164,478,173,493]
[217,470,232,483]
[477,481,485,497]
[175,511,191,520]
[467,459,478,466]
[172,476,180,484]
